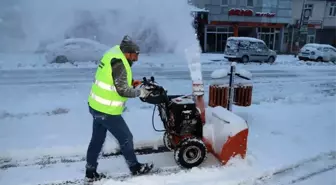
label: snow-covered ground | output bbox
[0,54,335,185]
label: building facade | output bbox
[190,0,293,53]
[291,0,336,51]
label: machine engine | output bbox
[167,96,203,138]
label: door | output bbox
[216,34,225,53]
[307,35,315,43]
[257,42,269,61]
[269,34,275,50]
[330,48,336,62]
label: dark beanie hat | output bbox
[120,35,140,53]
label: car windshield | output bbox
[226,40,238,49]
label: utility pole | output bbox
[295,0,310,55]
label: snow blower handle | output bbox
[139,76,168,104]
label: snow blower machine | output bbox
[139,62,252,169]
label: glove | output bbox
[132,80,141,87]
[139,87,150,98]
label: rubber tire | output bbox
[316,57,323,62]
[163,132,174,151]
[54,55,68,63]
[173,137,207,169]
[241,55,249,64]
[267,56,275,64]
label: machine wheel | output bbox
[173,137,207,169]
[163,132,174,151]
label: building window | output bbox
[247,0,253,7]
[329,2,336,16]
[304,4,313,17]
[221,0,228,6]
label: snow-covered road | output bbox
[1,54,336,185]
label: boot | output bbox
[130,162,154,176]
[84,168,106,184]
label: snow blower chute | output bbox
[138,62,252,169]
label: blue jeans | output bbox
[86,106,139,170]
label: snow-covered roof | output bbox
[189,5,209,12]
[304,43,334,48]
[227,37,265,44]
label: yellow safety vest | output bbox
[88,45,132,115]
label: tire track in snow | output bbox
[7,150,335,185]
[236,150,336,185]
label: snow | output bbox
[0,54,336,185]
[1,0,336,183]
[211,68,229,79]
[1,0,198,55]
[203,106,248,154]
[227,36,266,44]
[236,68,252,80]
[210,64,253,80]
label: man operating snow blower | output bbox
[85,35,153,183]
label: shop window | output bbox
[308,36,315,43]
[228,27,233,32]
[307,28,315,35]
[329,2,336,16]
[221,0,228,6]
[207,26,216,32]
[217,27,228,32]
[206,33,216,52]
[284,33,289,43]
[247,0,254,7]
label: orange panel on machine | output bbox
[218,129,248,165]
[202,128,248,165]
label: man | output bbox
[85,35,153,183]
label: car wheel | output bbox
[54,55,68,64]
[316,57,323,62]
[267,56,275,64]
[241,55,249,64]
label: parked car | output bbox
[36,38,109,63]
[298,43,336,62]
[224,37,277,63]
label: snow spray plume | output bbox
[0,0,203,81]
[0,0,201,54]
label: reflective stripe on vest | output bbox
[88,45,132,115]
[90,91,124,107]
[94,80,117,92]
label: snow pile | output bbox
[203,106,248,154]
[211,68,229,79]
[0,0,198,55]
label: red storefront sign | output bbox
[255,12,276,17]
[228,8,275,17]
